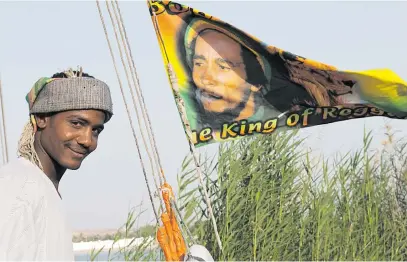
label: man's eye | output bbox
[219,65,231,70]
[93,128,102,135]
[71,121,82,127]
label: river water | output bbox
[75,250,159,261]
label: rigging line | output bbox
[170,199,195,244]
[108,1,165,213]
[113,0,166,184]
[180,96,223,252]
[112,2,194,251]
[147,0,223,251]
[96,0,160,224]
[0,75,7,164]
[169,200,192,255]
[105,1,163,206]
[110,1,163,187]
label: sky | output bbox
[0,0,406,231]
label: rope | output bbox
[171,198,195,242]
[113,0,166,184]
[103,1,194,254]
[0,76,8,164]
[104,0,163,209]
[95,0,160,224]
[97,0,223,254]
[148,0,223,251]
[168,64,223,251]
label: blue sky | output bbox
[0,0,406,231]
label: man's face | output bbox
[37,109,106,170]
[192,30,252,113]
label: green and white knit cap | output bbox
[26,69,113,126]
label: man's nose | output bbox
[201,67,215,86]
[77,129,93,148]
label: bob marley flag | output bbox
[147,0,407,147]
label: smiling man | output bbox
[189,28,272,131]
[183,18,288,135]
[0,69,113,260]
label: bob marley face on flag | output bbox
[148,1,407,147]
[184,18,280,132]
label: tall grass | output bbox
[177,128,407,261]
[88,205,161,261]
[91,127,407,261]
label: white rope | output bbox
[95,0,160,223]
[109,0,198,251]
[0,75,8,164]
[104,0,163,209]
[113,0,166,185]
[97,0,223,253]
[167,64,223,252]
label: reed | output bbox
[176,127,407,261]
[91,126,407,261]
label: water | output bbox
[75,251,117,261]
[75,250,159,261]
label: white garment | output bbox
[0,157,74,261]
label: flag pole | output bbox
[148,0,223,251]
[166,63,223,252]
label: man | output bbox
[186,27,279,132]
[0,68,113,260]
[182,18,315,139]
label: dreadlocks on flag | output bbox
[148,0,407,148]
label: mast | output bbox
[0,74,8,164]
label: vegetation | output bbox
[89,126,407,261]
[73,225,156,242]
[88,206,160,261]
[178,127,407,260]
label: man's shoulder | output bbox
[0,157,41,180]
[0,158,50,256]
[0,158,45,203]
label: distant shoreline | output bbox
[73,236,157,253]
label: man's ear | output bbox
[34,114,50,129]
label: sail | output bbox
[147,0,407,147]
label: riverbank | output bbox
[73,236,156,253]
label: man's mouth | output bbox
[68,147,87,158]
[200,90,223,101]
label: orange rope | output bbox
[97,1,195,259]
[157,183,187,261]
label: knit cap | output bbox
[26,70,113,126]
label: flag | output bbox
[147,0,407,147]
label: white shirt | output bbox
[0,157,74,261]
